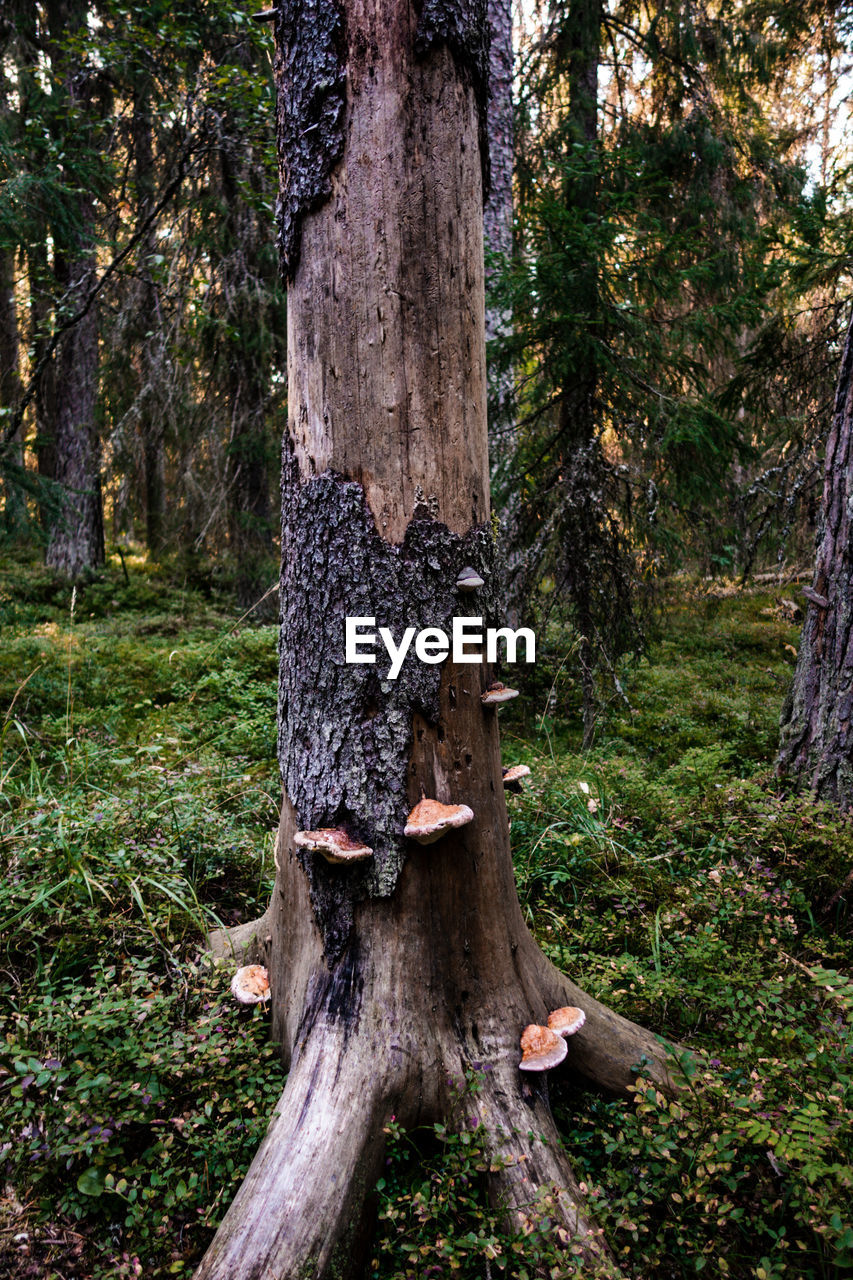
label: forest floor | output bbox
[0,552,851,1280]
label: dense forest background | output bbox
[1,1,853,1277]
[2,0,853,646]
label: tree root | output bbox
[205,907,272,966]
[194,1016,402,1279]
[543,964,688,1098]
[460,1059,619,1275]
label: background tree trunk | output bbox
[131,86,167,559]
[0,46,26,536]
[778,308,853,804]
[484,0,515,484]
[557,0,602,749]
[195,1,675,1274]
[216,36,277,611]
[43,0,104,578]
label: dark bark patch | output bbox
[279,462,499,957]
[414,0,491,198]
[274,0,347,279]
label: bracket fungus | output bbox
[481,681,519,706]
[519,1023,568,1072]
[293,827,373,864]
[404,797,475,845]
[455,565,485,592]
[547,1006,586,1038]
[230,964,271,1005]
[502,764,531,793]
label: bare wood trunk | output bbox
[195,2,675,1274]
[778,309,853,804]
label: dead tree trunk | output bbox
[195,2,676,1275]
[778,308,853,804]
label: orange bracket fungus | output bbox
[502,764,531,793]
[293,828,374,864]
[404,797,475,845]
[547,1006,587,1038]
[231,965,271,1005]
[481,681,519,706]
[519,1024,568,1072]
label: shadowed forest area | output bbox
[1,0,853,1277]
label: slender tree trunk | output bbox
[132,87,166,559]
[0,245,27,536]
[0,55,27,535]
[217,52,276,611]
[45,214,104,577]
[27,240,58,495]
[484,0,514,484]
[778,309,853,804]
[44,0,104,578]
[195,2,675,1274]
[557,0,602,749]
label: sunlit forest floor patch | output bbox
[1,555,851,1279]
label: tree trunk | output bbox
[44,194,104,578]
[216,41,277,611]
[0,52,27,536]
[778,308,853,804]
[556,0,602,749]
[484,0,515,483]
[195,2,675,1274]
[0,245,27,537]
[43,0,104,579]
[27,239,58,496]
[132,87,167,560]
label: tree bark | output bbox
[43,0,105,579]
[778,308,853,804]
[484,0,515,482]
[216,37,278,611]
[131,86,167,559]
[0,47,27,535]
[195,2,676,1274]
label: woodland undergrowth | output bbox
[0,552,850,1279]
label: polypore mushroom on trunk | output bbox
[231,964,271,1005]
[481,681,519,706]
[519,1023,568,1072]
[404,797,475,845]
[502,764,531,793]
[293,828,373,864]
[455,565,485,592]
[547,1006,586,1037]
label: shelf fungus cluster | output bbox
[293,828,373,864]
[481,681,519,706]
[404,797,475,845]
[519,1005,586,1072]
[230,965,271,1006]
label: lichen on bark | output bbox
[278,461,499,956]
[274,0,347,279]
